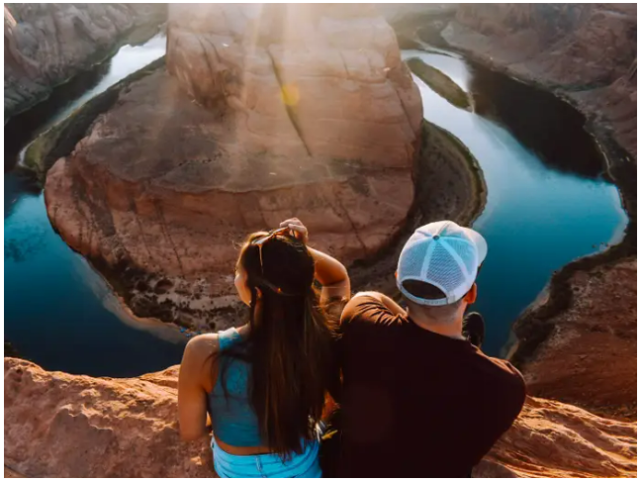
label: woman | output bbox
[178,218,350,477]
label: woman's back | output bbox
[208,327,322,477]
[208,327,262,447]
[178,219,350,478]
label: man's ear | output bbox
[464,283,478,305]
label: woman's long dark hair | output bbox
[223,231,337,458]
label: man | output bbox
[336,220,526,477]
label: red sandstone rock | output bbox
[44,4,422,327]
[4,358,211,477]
[442,3,637,159]
[430,3,637,425]
[518,257,637,420]
[4,358,636,478]
[166,4,422,165]
[476,396,637,478]
[4,4,165,118]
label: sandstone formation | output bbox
[4,3,166,119]
[474,396,637,478]
[429,4,637,424]
[5,357,637,478]
[44,4,423,329]
[441,4,637,159]
[377,3,458,48]
[4,358,211,478]
[349,121,486,297]
[514,257,637,420]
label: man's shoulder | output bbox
[466,348,526,394]
[340,292,405,330]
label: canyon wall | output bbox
[436,4,637,421]
[4,3,166,119]
[4,357,637,478]
[514,256,637,420]
[442,3,637,160]
[44,4,422,329]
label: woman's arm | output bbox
[308,247,351,306]
[279,218,351,306]
[177,335,218,441]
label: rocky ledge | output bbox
[4,3,166,119]
[513,256,637,420]
[4,357,636,478]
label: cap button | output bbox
[433,235,440,241]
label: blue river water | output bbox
[4,40,628,376]
[404,48,627,355]
[5,35,187,377]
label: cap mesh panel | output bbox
[441,222,465,238]
[426,242,465,293]
[398,237,429,279]
[447,238,477,276]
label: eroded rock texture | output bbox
[5,358,637,478]
[45,4,422,328]
[377,3,458,47]
[4,3,165,119]
[4,358,211,478]
[515,257,637,421]
[442,4,637,159]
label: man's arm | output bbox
[468,364,527,468]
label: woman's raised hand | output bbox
[281,217,351,303]
[279,218,309,244]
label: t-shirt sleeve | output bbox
[468,356,527,467]
[496,359,526,424]
[339,294,397,331]
[487,356,526,421]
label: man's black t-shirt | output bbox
[336,295,526,478]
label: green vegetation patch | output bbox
[406,57,471,111]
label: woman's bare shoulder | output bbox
[183,333,220,363]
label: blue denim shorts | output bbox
[212,437,322,478]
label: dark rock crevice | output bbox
[265,49,313,157]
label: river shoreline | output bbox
[348,119,487,299]
[14,21,632,379]
[21,38,487,335]
[421,19,636,415]
[24,56,166,179]
[5,18,165,122]
[36,105,488,334]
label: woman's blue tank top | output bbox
[207,327,263,447]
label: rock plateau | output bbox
[44,4,423,328]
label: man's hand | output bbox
[280,217,309,244]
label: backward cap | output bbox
[397,220,487,306]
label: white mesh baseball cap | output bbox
[397,220,487,306]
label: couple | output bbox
[178,218,526,477]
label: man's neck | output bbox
[407,309,465,340]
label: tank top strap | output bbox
[217,327,242,352]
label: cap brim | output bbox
[463,227,487,265]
